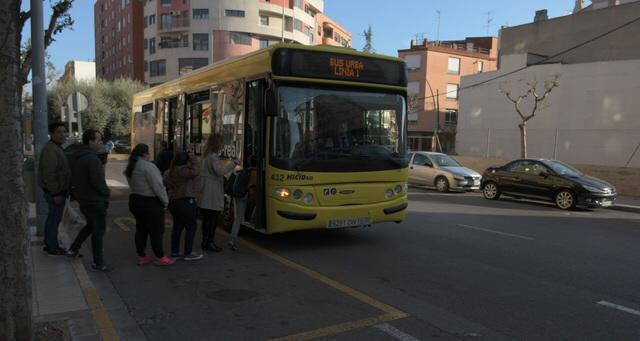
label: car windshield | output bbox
[271,86,407,172]
[544,160,583,177]
[431,154,461,167]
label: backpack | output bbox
[224,173,236,196]
[230,169,250,198]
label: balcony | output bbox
[159,15,190,32]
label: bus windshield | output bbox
[271,86,407,172]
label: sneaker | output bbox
[47,248,67,256]
[170,253,185,260]
[202,243,222,253]
[137,256,152,266]
[183,253,204,261]
[91,263,113,272]
[154,256,176,266]
[227,241,238,251]
[65,249,83,258]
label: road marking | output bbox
[113,217,135,232]
[71,260,120,340]
[457,224,535,241]
[374,323,422,341]
[106,179,128,188]
[213,229,408,340]
[597,301,640,317]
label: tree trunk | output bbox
[519,123,527,159]
[0,1,33,340]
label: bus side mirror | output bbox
[264,88,277,117]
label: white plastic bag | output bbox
[62,199,86,230]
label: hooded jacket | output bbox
[68,144,110,203]
[38,140,71,196]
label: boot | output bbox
[202,225,222,252]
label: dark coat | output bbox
[68,144,110,203]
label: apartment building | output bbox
[457,0,640,167]
[398,37,498,152]
[142,0,351,86]
[94,0,145,82]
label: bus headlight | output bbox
[293,189,303,200]
[275,188,290,199]
[394,185,403,194]
[303,193,314,204]
[385,189,394,198]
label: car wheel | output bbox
[482,182,501,200]
[555,190,576,210]
[435,177,450,193]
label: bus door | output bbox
[162,97,177,151]
[244,79,266,230]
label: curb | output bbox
[607,204,640,214]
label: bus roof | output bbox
[132,43,407,107]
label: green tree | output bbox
[362,25,374,53]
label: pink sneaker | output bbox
[137,256,152,266]
[154,256,176,266]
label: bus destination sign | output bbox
[272,48,407,87]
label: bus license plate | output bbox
[328,218,370,229]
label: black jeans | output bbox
[169,198,198,255]
[200,208,220,245]
[70,201,108,266]
[129,194,165,258]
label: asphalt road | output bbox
[87,161,640,340]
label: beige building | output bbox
[398,37,498,152]
[457,0,640,167]
[143,0,351,86]
[59,60,96,83]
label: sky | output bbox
[21,0,585,73]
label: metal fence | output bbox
[456,128,640,168]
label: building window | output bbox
[149,37,156,54]
[229,32,251,45]
[161,0,171,7]
[285,17,293,32]
[260,39,269,49]
[159,35,188,49]
[404,55,421,71]
[445,109,458,125]
[178,58,209,75]
[143,38,148,50]
[225,10,245,17]
[193,33,208,51]
[294,0,303,8]
[193,8,209,19]
[448,57,460,74]
[148,14,156,26]
[446,84,459,100]
[294,19,302,32]
[477,61,484,73]
[149,59,166,77]
[260,15,269,26]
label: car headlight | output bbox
[394,185,403,194]
[293,189,303,200]
[453,174,465,181]
[583,185,607,194]
[385,189,394,198]
[303,193,314,204]
[275,188,290,198]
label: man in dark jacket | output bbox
[155,141,172,175]
[67,129,112,271]
[38,122,71,255]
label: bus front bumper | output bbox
[267,196,408,234]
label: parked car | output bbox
[481,159,616,210]
[406,152,482,192]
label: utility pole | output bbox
[281,3,285,43]
[436,10,441,45]
[31,0,48,236]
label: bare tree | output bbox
[499,74,560,158]
[0,1,32,339]
[362,25,374,53]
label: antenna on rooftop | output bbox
[484,11,494,36]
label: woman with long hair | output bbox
[198,134,238,252]
[125,144,175,266]
[164,150,203,261]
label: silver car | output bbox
[407,152,482,192]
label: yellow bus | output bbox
[131,44,409,234]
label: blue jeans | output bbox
[44,193,65,251]
[231,197,246,241]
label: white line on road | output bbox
[106,179,128,188]
[597,301,640,317]
[374,323,422,341]
[457,224,535,241]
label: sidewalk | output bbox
[611,196,640,214]
[29,203,114,341]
